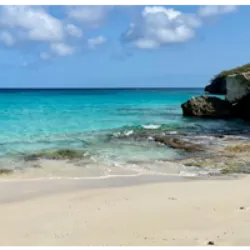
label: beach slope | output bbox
[1,176,250,246]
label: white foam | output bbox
[142,124,160,130]
[124,130,134,136]
[0,172,147,182]
[168,131,177,135]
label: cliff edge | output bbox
[182,63,250,121]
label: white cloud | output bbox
[0,30,15,46]
[0,6,64,42]
[0,6,86,60]
[50,43,75,56]
[87,36,106,49]
[68,6,111,27]
[198,5,238,17]
[121,6,201,49]
[65,24,83,38]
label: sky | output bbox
[0,5,249,88]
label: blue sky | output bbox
[0,5,249,88]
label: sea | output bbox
[0,88,249,179]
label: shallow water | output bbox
[1,88,250,179]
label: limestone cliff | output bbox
[226,72,250,103]
[205,63,250,95]
[182,65,250,121]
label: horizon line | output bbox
[0,87,204,90]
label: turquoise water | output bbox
[0,89,249,177]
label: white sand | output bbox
[1,176,250,246]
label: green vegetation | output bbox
[210,62,250,87]
[24,149,86,161]
[216,63,250,78]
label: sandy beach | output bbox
[0,175,250,246]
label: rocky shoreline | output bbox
[179,64,250,175]
[2,130,250,178]
[1,121,250,178]
[182,69,250,121]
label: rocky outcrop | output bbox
[226,72,250,103]
[183,68,250,120]
[205,63,250,95]
[232,93,250,121]
[205,76,226,95]
[181,95,232,118]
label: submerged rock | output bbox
[154,135,204,153]
[181,95,232,118]
[0,169,13,175]
[225,143,250,153]
[24,149,86,161]
[178,150,250,175]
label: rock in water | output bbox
[181,95,232,118]
[154,135,204,152]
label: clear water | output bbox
[0,89,249,178]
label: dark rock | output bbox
[207,241,215,245]
[205,62,250,95]
[232,93,250,121]
[154,135,204,153]
[181,95,233,118]
[205,76,227,95]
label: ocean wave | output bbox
[142,124,161,130]
[124,130,134,136]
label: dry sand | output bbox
[1,175,250,246]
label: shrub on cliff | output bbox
[205,62,250,94]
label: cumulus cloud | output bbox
[65,24,83,38]
[0,5,86,61]
[88,36,106,49]
[0,5,111,65]
[68,6,112,27]
[0,5,64,42]
[121,6,201,49]
[198,5,238,17]
[1,5,238,60]
[50,43,75,56]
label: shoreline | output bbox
[1,175,250,246]
[0,170,240,204]
[0,173,199,204]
